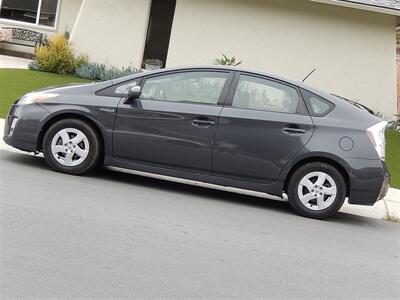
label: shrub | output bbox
[75,54,90,69]
[33,34,88,74]
[75,63,139,81]
[28,60,41,71]
[389,114,400,132]
[215,54,242,66]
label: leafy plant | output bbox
[75,63,140,81]
[215,54,242,66]
[64,30,70,41]
[28,60,41,71]
[389,114,400,132]
[33,34,88,74]
[75,54,90,69]
[373,110,383,118]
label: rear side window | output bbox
[232,75,302,114]
[300,89,334,116]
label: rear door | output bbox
[213,73,313,184]
[113,70,233,173]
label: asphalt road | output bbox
[0,150,399,300]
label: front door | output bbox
[113,70,232,172]
[213,73,314,184]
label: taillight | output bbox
[366,121,388,161]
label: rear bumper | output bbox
[346,158,389,206]
[377,166,390,200]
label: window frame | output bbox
[0,0,62,31]
[137,69,235,106]
[225,72,308,115]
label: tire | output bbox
[288,162,346,219]
[42,118,101,175]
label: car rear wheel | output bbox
[288,162,346,219]
[42,119,101,175]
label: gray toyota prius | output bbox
[3,66,389,219]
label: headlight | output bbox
[18,93,59,105]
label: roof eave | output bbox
[310,0,400,16]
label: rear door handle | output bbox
[191,118,216,128]
[282,127,307,135]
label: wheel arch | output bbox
[283,155,351,197]
[37,112,105,154]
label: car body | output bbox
[3,66,389,218]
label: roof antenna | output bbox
[302,68,316,82]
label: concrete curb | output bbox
[0,118,399,220]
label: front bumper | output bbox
[3,103,49,152]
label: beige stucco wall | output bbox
[58,0,83,34]
[167,0,397,117]
[69,0,151,68]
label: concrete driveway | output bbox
[1,147,399,299]
[0,55,31,69]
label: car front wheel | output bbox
[288,162,346,219]
[42,119,101,175]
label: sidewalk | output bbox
[0,55,31,69]
[0,118,398,220]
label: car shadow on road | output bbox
[92,167,379,226]
[2,151,384,225]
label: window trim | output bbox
[138,69,235,106]
[226,72,308,115]
[0,0,62,31]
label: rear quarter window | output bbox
[300,89,334,117]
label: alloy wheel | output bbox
[51,128,90,167]
[297,171,337,211]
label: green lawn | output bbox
[386,130,400,188]
[0,68,399,188]
[0,69,90,118]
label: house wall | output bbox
[69,0,151,69]
[58,0,83,35]
[167,0,398,117]
[0,0,83,54]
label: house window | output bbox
[0,0,59,28]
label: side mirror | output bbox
[124,86,141,104]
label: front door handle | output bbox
[282,126,307,135]
[191,118,216,128]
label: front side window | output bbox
[232,75,301,114]
[0,0,59,27]
[141,71,229,105]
